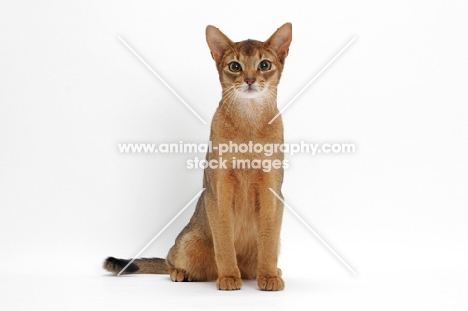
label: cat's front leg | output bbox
[256,180,285,291]
[204,171,242,290]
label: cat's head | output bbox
[206,23,292,101]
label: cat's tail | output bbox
[103,257,169,275]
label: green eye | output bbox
[259,60,272,71]
[228,62,242,72]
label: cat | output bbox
[104,23,292,291]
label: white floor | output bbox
[1,268,466,310]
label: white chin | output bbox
[238,89,261,99]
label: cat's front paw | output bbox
[257,275,284,291]
[216,275,242,290]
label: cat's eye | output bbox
[228,62,242,72]
[258,60,272,71]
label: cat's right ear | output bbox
[266,23,292,64]
[206,25,232,63]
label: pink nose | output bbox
[244,77,256,85]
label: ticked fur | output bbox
[104,23,292,291]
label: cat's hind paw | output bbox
[169,268,192,282]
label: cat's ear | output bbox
[266,23,292,62]
[206,25,233,63]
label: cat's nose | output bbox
[244,77,256,85]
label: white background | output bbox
[1,0,467,310]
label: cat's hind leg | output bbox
[166,228,217,282]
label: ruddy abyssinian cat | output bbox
[104,23,292,291]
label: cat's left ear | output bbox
[266,23,292,63]
[206,25,233,63]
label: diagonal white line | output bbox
[269,188,357,275]
[118,36,207,125]
[117,188,206,276]
[268,37,356,124]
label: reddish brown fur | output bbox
[104,23,292,291]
